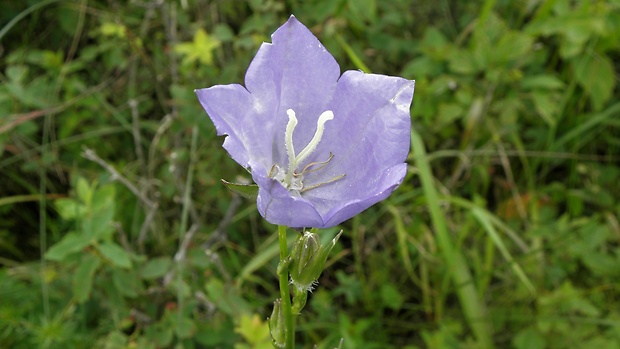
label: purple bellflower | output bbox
[196,16,415,228]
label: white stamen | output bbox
[280,109,338,191]
[285,109,298,178]
[295,110,333,165]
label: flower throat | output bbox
[269,109,345,193]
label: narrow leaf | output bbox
[221,179,258,199]
[472,208,537,296]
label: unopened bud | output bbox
[289,230,342,292]
[268,299,286,348]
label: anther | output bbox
[300,174,346,193]
[294,153,334,177]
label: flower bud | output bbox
[268,299,286,348]
[289,230,342,292]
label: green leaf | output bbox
[4,75,51,108]
[347,0,377,24]
[91,185,115,212]
[76,177,91,204]
[72,253,101,303]
[84,184,116,239]
[582,253,620,277]
[6,65,28,83]
[24,49,64,70]
[438,103,463,125]
[174,28,220,66]
[531,92,560,127]
[188,248,211,268]
[513,327,546,349]
[168,278,191,298]
[45,232,91,261]
[171,316,196,339]
[100,22,126,38]
[401,56,443,79]
[493,31,533,65]
[419,27,450,61]
[54,198,86,220]
[57,6,80,36]
[205,278,252,316]
[112,268,142,298]
[97,242,132,269]
[213,24,235,42]
[145,324,173,347]
[573,53,615,110]
[195,320,236,347]
[105,331,128,349]
[221,179,258,200]
[380,283,404,310]
[235,314,270,346]
[448,49,478,74]
[520,74,565,90]
[141,256,172,279]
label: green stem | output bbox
[278,225,295,348]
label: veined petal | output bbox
[244,15,341,167]
[322,163,408,228]
[195,84,275,169]
[300,72,414,217]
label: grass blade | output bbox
[471,208,536,296]
[411,129,494,349]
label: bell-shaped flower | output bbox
[196,16,415,228]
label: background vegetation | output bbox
[1,0,619,348]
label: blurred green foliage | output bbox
[1,0,619,348]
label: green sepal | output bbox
[221,179,258,199]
